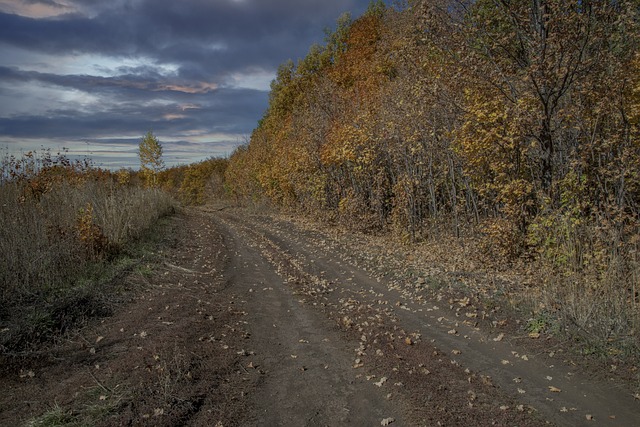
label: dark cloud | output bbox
[0,0,375,167]
[0,86,267,137]
[0,0,367,68]
[0,66,220,98]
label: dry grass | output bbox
[0,182,174,301]
[532,231,640,355]
[0,151,176,353]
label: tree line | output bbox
[137,130,228,206]
[226,0,639,267]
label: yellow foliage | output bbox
[76,203,110,259]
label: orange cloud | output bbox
[163,113,187,120]
[158,82,218,94]
[0,0,75,18]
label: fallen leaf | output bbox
[19,370,35,379]
[548,386,561,393]
[374,377,387,387]
[493,333,504,342]
[455,296,468,306]
[96,336,104,343]
[528,332,540,339]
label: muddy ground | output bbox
[1,206,638,426]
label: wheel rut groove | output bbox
[214,207,640,426]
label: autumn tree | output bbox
[227,0,639,253]
[224,0,640,353]
[139,131,165,188]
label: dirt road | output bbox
[1,206,638,426]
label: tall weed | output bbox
[1,181,174,304]
[529,215,640,353]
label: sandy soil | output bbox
[1,206,638,426]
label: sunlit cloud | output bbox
[163,113,187,121]
[225,68,274,91]
[179,104,201,111]
[158,81,218,94]
[0,0,76,18]
[0,81,101,116]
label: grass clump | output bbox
[26,404,76,427]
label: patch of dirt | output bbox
[2,205,638,426]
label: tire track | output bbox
[213,207,640,426]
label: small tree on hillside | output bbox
[139,131,165,187]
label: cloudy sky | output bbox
[0,0,373,169]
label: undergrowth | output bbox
[0,150,177,354]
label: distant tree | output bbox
[138,131,164,187]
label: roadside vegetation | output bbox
[138,130,229,206]
[0,127,228,356]
[0,149,176,354]
[226,0,640,360]
[158,157,228,206]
